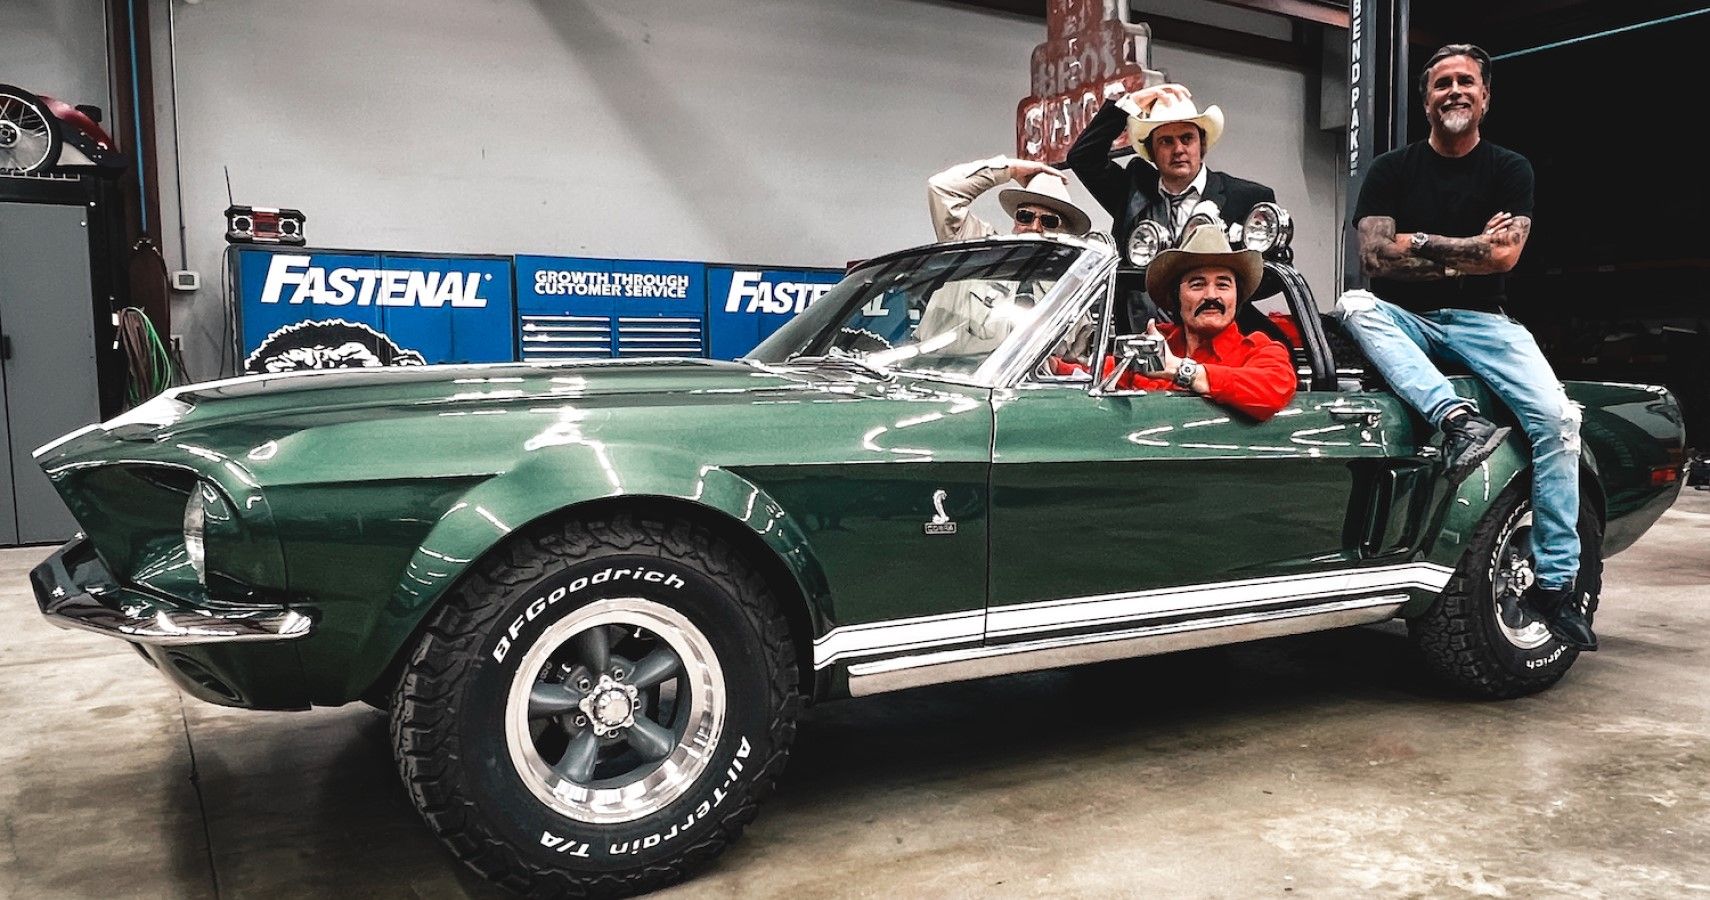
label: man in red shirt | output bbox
[1060,225,1296,420]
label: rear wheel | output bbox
[1409,483,1601,698]
[0,85,59,174]
[391,513,799,898]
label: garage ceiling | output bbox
[951,0,1710,65]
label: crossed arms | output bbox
[1357,212,1531,281]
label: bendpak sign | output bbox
[1015,0,1162,165]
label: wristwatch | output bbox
[1173,357,1200,390]
[1410,231,1430,252]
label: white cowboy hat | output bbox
[1144,222,1262,307]
[1126,95,1225,164]
[998,172,1092,236]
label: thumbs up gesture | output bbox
[1142,319,1179,377]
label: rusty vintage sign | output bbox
[1015,0,1164,164]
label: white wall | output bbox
[141,0,1339,378]
[0,0,110,113]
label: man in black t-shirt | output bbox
[1335,44,1595,651]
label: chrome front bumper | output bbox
[30,537,314,645]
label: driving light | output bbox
[1242,203,1294,254]
[184,487,207,582]
[1127,221,1170,266]
[183,482,231,584]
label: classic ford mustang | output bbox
[28,216,1686,897]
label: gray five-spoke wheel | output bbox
[505,596,725,824]
[1490,508,1553,650]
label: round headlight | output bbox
[1242,202,1294,254]
[1127,220,1170,266]
[184,486,208,582]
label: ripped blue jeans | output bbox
[1335,290,1581,589]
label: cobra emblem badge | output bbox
[924,489,958,535]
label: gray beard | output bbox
[1440,108,1476,135]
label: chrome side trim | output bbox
[845,594,1408,697]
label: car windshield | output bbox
[746,241,1085,379]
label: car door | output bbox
[985,313,1435,648]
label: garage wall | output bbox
[0,0,110,114]
[146,0,1340,380]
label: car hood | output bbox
[36,358,993,484]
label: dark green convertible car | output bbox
[29,226,1685,897]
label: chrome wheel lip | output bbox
[505,596,725,825]
[1491,508,1554,650]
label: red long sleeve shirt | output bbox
[1056,323,1298,421]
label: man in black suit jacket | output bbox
[1067,83,1276,248]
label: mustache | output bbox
[1192,299,1227,316]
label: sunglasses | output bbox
[1014,209,1063,229]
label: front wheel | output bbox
[1409,483,1601,698]
[390,513,799,898]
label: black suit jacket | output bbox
[1067,100,1276,244]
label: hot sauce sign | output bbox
[1016,0,1163,164]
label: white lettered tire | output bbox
[1409,483,1602,698]
[391,513,799,898]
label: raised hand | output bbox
[1008,158,1068,184]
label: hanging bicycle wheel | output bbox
[0,84,61,175]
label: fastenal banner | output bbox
[515,255,707,361]
[228,246,842,372]
[706,266,842,359]
[231,246,516,373]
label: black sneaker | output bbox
[1523,584,1598,651]
[1441,413,1511,483]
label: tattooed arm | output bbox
[1414,212,1532,275]
[1359,213,1533,280]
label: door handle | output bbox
[1327,405,1383,425]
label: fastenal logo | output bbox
[723,271,833,315]
[259,254,492,308]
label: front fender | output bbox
[338,443,831,701]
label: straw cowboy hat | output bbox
[1126,94,1225,164]
[998,171,1092,235]
[1144,223,1262,306]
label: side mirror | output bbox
[1097,333,1162,392]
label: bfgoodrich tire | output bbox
[390,513,799,898]
[1408,482,1603,699]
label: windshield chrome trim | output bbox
[980,248,1118,389]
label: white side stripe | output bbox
[811,563,1454,670]
[987,563,1454,638]
[812,610,983,669]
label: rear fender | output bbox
[1405,436,1608,616]
[339,444,830,700]
[1417,440,1529,578]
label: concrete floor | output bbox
[3,490,1707,900]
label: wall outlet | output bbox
[170,334,184,354]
